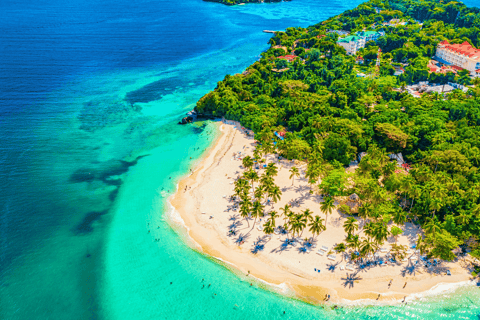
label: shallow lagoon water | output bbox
[1,0,480,319]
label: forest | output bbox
[196,0,480,262]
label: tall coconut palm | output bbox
[334,243,347,262]
[280,204,291,226]
[268,185,282,205]
[250,200,264,232]
[260,173,274,187]
[234,178,249,196]
[358,202,373,224]
[289,166,300,186]
[296,214,308,237]
[239,199,252,227]
[254,185,265,202]
[343,217,358,236]
[390,225,403,243]
[242,156,254,171]
[392,208,407,225]
[266,163,278,177]
[289,213,307,237]
[244,169,259,193]
[360,237,377,258]
[263,220,275,235]
[363,221,375,241]
[372,222,389,245]
[320,196,335,228]
[424,217,440,237]
[269,210,278,226]
[302,209,314,222]
[346,234,360,254]
[308,216,326,240]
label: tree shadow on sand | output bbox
[234,233,251,246]
[270,238,293,254]
[251,235,269,254]
[341,273,362,288]
[327,261,341,272]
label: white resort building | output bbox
[337,30,385,55]
[435,40,480,74]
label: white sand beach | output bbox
[170,121,475,304]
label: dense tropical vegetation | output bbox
[200,0,480,262]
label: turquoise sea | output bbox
[1,0,480,319]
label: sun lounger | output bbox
[274,230,280,235]
[327,255,336,261]
[320,245,329,252]
[410,256,418,261]
[316,250,325,256]
[257,225,263,231]
[346,265,354,271]
[340,265,345,270]
[401,257,408,262]
[380,248,388,253]
[406,250,413,254]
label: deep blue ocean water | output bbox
[1,0,480,319]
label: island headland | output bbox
[171,0,480,304]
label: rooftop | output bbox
[439,40,480,60]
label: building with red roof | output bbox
[435,40,480,73]
[278,55,297,62]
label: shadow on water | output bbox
[69,155,149,185]
[72,210,109,235]
[124,75,188,104]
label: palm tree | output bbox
[268,185,282,205]
[373,222,389,245]
[289,213,307,237]
[302,209,314,222]
[234,178,249,196]
[263,220,275,235]
[260,173,274,187]
[269,210,278,226]
[308,216,326,240]
[360,237,377,258]
[343,217,358,236]
[320,196,335,228]
[244,169,259,193]
[416,234,427,256]
[392,208,407,225]
[266,163,278,177]
[289,166,300,186]
[358,202,373,224]
[363,222,375,241]
[424,217,440,237]
[390,226,403,244]
[250,200,264,231]
[429,186,446,218]
[280,204,291,226]
[239,199,252,227]
[254,185,265,202]
[455,211,470,225]
[242,156,254,171]
[346,234,360,254]
[334,243,346,261]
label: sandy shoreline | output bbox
[168,121,475,304]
